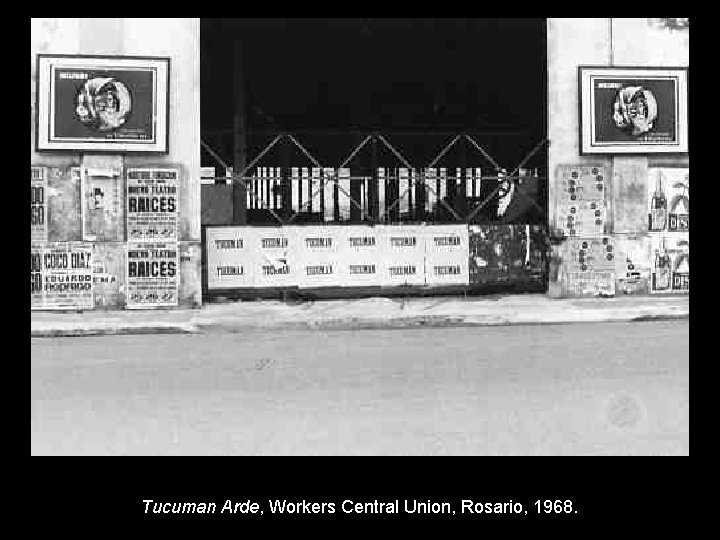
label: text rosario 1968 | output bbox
[143,499,577,516]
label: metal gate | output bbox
[201,131,548,227]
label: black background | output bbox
[593,78,678,144]
[200,18,547,169]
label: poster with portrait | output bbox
[126,168,179,241]
[36,55,169,152]
[82,167,123,242]
[579,66,688,154]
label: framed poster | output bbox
[579,66,688,154]
[36,54,169,153]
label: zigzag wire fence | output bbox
[201,132,549,228]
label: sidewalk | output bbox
[31,294,689,337]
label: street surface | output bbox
[31,320,689,455]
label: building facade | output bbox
[30,18,688,310]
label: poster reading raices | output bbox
[127,168,179,241]
[647,167,689,232]
[650,232,689,294]
[206,227,255,290]
[424,225,469,286]
[251,227,295,288]
[377,225,426,287]
[82,167,123,242]
[292,226,343,288]
[31,167,48,243]
[126,242,179,308]
[31,243,94,310]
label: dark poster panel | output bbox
[468,225,545,286]
[593,78,677,145]
[53,68,155,142]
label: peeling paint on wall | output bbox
[47,166,82,242]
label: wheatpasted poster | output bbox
[127,168,179,241]
[126,242,179,309]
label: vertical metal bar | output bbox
[232,36,247,225]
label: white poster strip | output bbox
[126,242,179,308]
[252,227,295,287]
[206,227,255,290]
[127,168,179,242]
[378,225,426,287]
[424,225,470,286]
[293,226,342,288]
[336,225,382,287]
[31,166,48,243]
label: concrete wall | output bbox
[31,18,201,308]
[547,18,689,297]
[547,18,689,231]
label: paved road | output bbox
[31,320,689,455]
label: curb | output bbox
[31,324,199,338]
[32,311,689,338]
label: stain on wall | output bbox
[47,166,82,242]
[92,242,126,309]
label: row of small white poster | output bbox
[206,224,470,289]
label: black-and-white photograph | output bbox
[31,18,688,469]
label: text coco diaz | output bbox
[143,499,526,515]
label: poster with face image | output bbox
[579,66,688,154]
[36,55,169,152]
